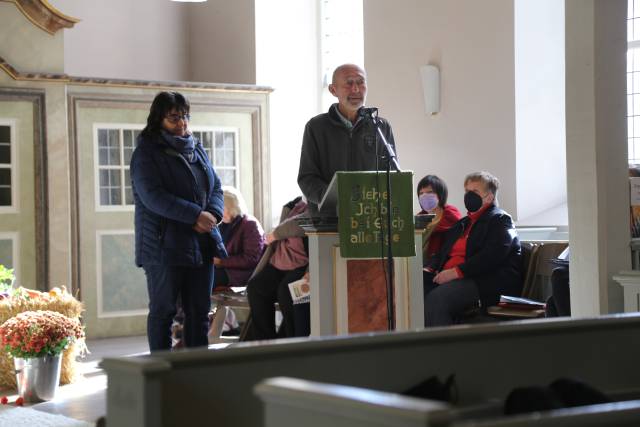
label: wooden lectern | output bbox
[298,171,429,336]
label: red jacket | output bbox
[419,204,462,261]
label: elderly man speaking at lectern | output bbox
[297,63,397,214]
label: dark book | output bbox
[499,295,546,309]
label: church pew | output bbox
[100,314,640,427]
[255,377,640,427]
[254,376,452,427]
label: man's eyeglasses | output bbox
[165,113,191,124]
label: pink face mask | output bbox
[419,193,439,212]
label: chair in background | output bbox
[522,241,569,301]
[462,241,539,322]
[208,287,250,343]
[487,241,568,319]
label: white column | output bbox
[565,0,629,315]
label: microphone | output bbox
[358,107,378,118]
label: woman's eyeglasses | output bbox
[165,113,191,124]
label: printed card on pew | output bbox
[498,295,545,310]
[288,278,310,305]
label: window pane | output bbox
[108,129,119,148]
[0,239,13,269]
[123,130,133,148]
[0,168,11,185]
[0,188,11,206]
[224,132,235,147]
[218,169,236,187]
[0,144,10,164]
[123,147,134,165]
[109,170,121,187]
[124,169,133,205]
[203,132,213,152]
[125,187,133,205]
[109,146,120,166]
[634,138,640,162]
[635,116,640,137]
[99,147,109,165]
[98,129,108,148]
[100,169,110,186]
[635,0,640,18]
[634,94,640,118]
[110,188,121,205]
[0,126,9,143]
[97,128,143,206]
[100,188,111,205]
[226,151,235,167]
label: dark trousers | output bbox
[143,263,214,351]
[423,271,480,327]
[247,263,307,340]
[214,267,229,287]
[546,266,570,317]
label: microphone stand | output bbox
[360,108,399,331]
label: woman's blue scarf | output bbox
[160,130,196,162]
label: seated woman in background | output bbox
[213,186,265,287]
[247,196,308,339]
[423,171,522,327]
[417,175,461,263]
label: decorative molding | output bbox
[0,56,273,94]
[0,87,49,291]
[67,92,271,298]
[1,0,80,35]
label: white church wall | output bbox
[50,0,190,81]
[363,0,518,217]
[188,0,257,85]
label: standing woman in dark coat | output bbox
[131,91,225,351]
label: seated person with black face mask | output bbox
[422,171,522,327]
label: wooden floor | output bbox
[13,335,234,425]
[1,335,150,425]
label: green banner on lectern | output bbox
[337,171,415,258]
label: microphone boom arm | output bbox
[360,108,400,170]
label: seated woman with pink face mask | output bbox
[416,175,462,264]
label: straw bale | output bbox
[0,287,86,389]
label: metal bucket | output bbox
[14,354,62,402]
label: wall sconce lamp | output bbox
[420,65,440,115]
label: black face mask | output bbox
[464,191,484,213]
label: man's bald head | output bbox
[332,64,367,85]
[329,64,368,122]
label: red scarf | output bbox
[442,203,492,276]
